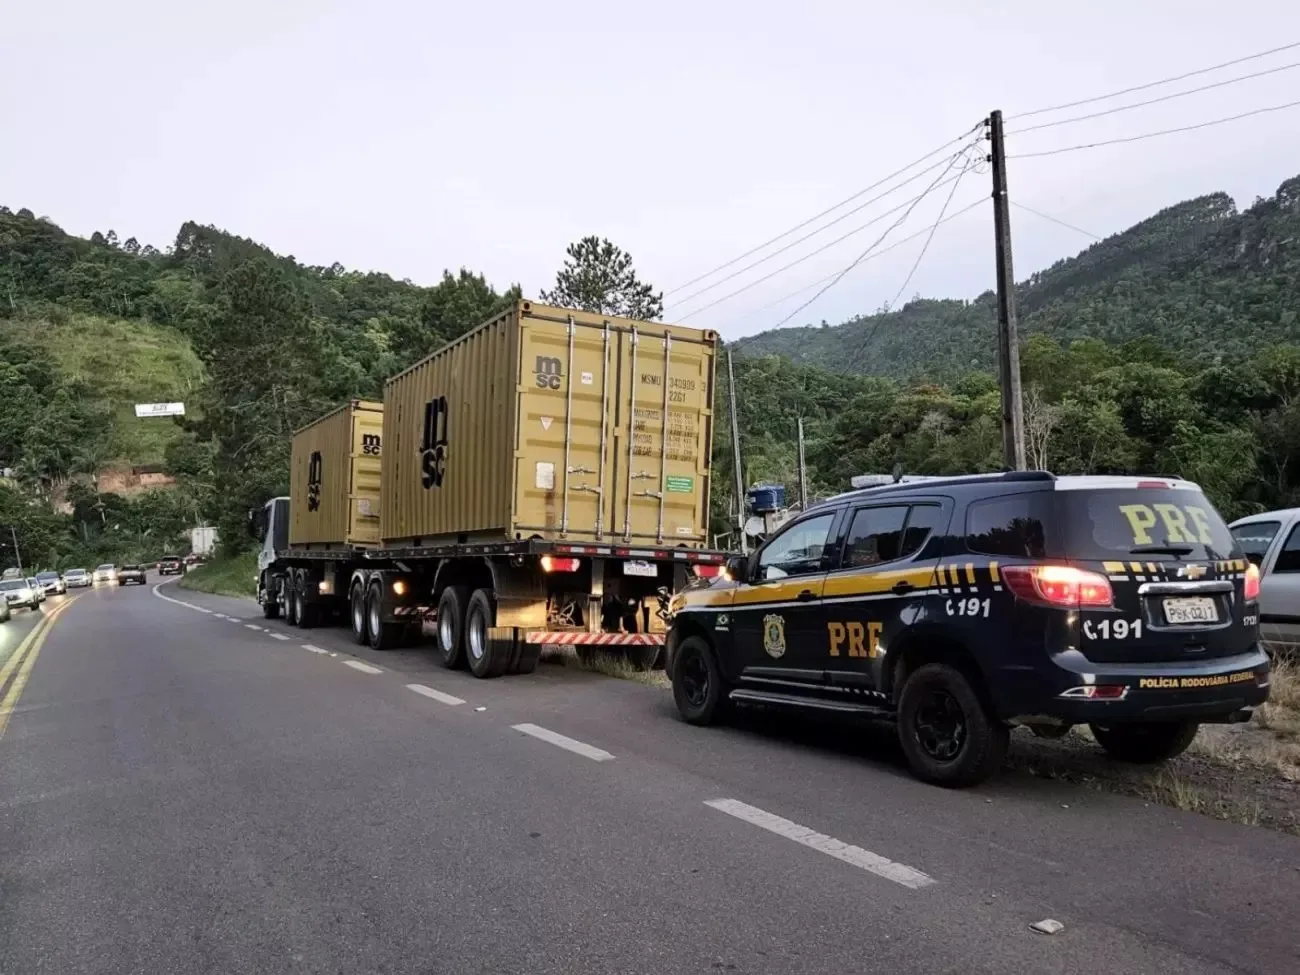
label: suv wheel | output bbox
[1089,721,1199,763]
[671,636,730,725]
[898,662,1008,788]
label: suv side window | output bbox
[1231,521,1281,568]
[757,513,837,580]
[965,494,1048,558]
[1271,523,1300,574]
[901,504,942,558]
[842,506,909,568]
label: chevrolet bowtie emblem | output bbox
[1177,564,1208,580]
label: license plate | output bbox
[623,560,658,578]
[1162,597,1218,625]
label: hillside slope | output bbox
[733,174,1300,377]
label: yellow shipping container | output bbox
[289,400,384,548]
[382,301,716,547]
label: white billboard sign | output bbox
[134,402,186,418]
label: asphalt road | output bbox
[2,579,1298,974]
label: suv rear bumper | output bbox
[998,647,1271,725]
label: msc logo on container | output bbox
[306,450,323,512]
[534,356,563,390]
[361,433,382,456]
[420,396,449,489]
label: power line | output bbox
[714,198,985,326]
[663,121,984,297]
[889,167,969,309]
[1012,39,1300,119]
[1008,59,1300,134]
[1009,98,1300,158]
[1011,202,1101,240]
[664,155,960,313]
[769,144,980,332]
[670,170,966,319]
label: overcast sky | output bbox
[3,1,1299,340]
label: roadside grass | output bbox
[177,552,258,599]
[539,646,671,688]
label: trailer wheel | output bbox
[367,581,405,651]
[285,574,301,626]
[435,585,469,669]
[465,589,507,679]
[293,571,317,629]
[261,575,281,619]
[350,583,368,645]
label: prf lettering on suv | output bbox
[665,473,1270,787]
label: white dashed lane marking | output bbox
[406,683,465,706]
[344,660,383,674]
[269,632,291,641]
[301,644,329,655]
[244,624,264,631]
[510,723,614,762]
[703,798,935,890]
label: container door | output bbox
[610,325,714,546]
[513,315,618,539]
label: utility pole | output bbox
[726,350,748,554]
[796,417,808,510]
[988,110,1026,470]
[9,525,21,574]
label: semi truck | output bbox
[252,300,726,678]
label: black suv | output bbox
[666,472,1270,787]
[158,556,183,576]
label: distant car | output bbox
[35,570,66,596]
[158,556,183,576]
[2,567,22,580]
[1,578,42,610]
[93,564,117,584]
[63,568,91,588]
[1229,509,1300,645]
[25,577,46,604]
[117,564,147,586]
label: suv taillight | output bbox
[1244,563,1260,602]
[1002,564,1114,609]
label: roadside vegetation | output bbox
[177,551,257,599]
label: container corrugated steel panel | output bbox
[381,301,716,547]
[289,400,384,548]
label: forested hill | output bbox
[732,173,1300,377]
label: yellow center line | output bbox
[0,596,78,742]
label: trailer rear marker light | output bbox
[318,580,333,594]
[344,660,383,674]
[392,579,408,596]
[406,683,466,706]
[301,644,329,654]
[703,799,935,890]
[511,723,614,762]
[540,555,581,573]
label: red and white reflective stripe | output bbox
[524,632,665,646]
[392,605,431,617]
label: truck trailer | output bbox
[252,301,726,678]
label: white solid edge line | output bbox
[301,644,329,654]
[269,632,291,641]
[344,660,383,674]
[510,723,614,762]
[703,799,935,890]
[405,683,466,706]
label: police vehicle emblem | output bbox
[762,614,786,659]
[1177,564,1208,580]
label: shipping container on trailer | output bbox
[252,303,727,679]
[288,400,384,549]
[381,300,716,548]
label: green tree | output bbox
[541,236,663,320]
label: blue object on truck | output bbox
[746,483,786,514]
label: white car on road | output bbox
[93,564,118,585]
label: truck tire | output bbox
[435,585,470,669]
[509,642,541,676]
[350,583,368,645]
[897,662,1008,788]
[671,636,730,725]
[625,643,663,671]
[1089,721,1199,764]
[465,589,507,679]
[262,585,281,620]
[367,581,405,651]
[285,575,301,626]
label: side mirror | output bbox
[725,554,748,581]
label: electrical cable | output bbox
[889,166,969,310]
[1011,202,1101,241]
[767,144,980,332]
[1008,98,1300,158]
[663,120,985,297]
[1011,39,1300,119]
[663,155,960,313]
[1008,59,1300,134]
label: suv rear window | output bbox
[1058,489,1238,561]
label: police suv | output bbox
[666,473,1270,787]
